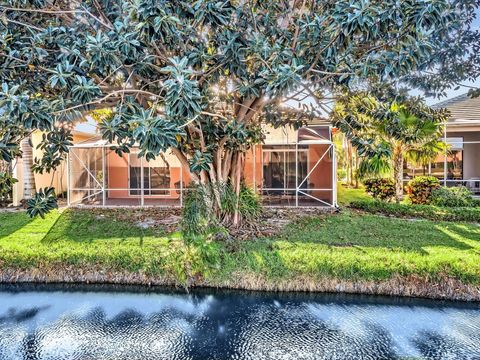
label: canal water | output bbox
[0,284,478,359]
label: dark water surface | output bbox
[0,284,479,360]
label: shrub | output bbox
[363,178,395,201]
[219,182,262,221]
[472,198,480,207]
[350,199,480,222]
[431,186,473,207]
[238,185,262,220]
[406,176,440,204]
[182,183,261,237]
[0,171,17,203]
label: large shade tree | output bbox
[332,92,448,202]
[0,0,478,224]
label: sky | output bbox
[421,78,480,106]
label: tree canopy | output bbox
[1,0,478,221]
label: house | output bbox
[403,93,480,194]
[13,122,337,208]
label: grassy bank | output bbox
[0,208,479,300]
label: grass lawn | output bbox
[336,182,370,205]
[1,208,479,290]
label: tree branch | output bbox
[51,89,161,115]
[4,18,45,31]
[0,6,114,30]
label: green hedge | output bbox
[349,200,480,222]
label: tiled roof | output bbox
[432,93,480,124]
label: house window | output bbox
[432,137,464,180]
[404,137,464,181]
[148,166,170,195]
[403,162,429,180]
[129,155,171,196]
[431,150,463,180]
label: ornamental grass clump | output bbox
[181,182,261,238]
[406,176,440,204]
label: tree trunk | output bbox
[21,136,36,201]
[231,152,244,226]
[177,96,266,230]
[393,145,404,203]
[183,145,245,228]
[354,147,359,189]
[346,140,353,186]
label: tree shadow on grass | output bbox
[440,223,480,243]
[39,209,159,245]
[278,215,479,255]
[0,212,34,240]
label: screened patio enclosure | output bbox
[67,125,337,207]
[403,123,480,195]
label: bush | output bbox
[406,176,440,204]
[220,182,261,221]
[350,199,480,222]
[363,178,395,201]
[0,171,17,203]
[431,186,473,207]
[182,183,261,237]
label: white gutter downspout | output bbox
[443,121,448,186]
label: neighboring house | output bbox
[11,130,95,206]
[403,93,480,194]
[13,122,337,208]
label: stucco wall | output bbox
[106,151,187,199]
[306,144,333,203]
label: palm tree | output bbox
[21,135,36,201]
[332,94,447,203]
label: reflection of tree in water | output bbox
[224,303,398,360]
[413,330,480,360]
[0,306,50,324]
[22,333,40,360]
[0,292,479,360]
[0,303,202,360]
[0,306,50,360]
[30,307,195,360]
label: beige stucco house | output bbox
[403,93,480,194]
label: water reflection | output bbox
[0,284,478,359]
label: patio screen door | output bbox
[262,147,308,194]
[129,155,170,196]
